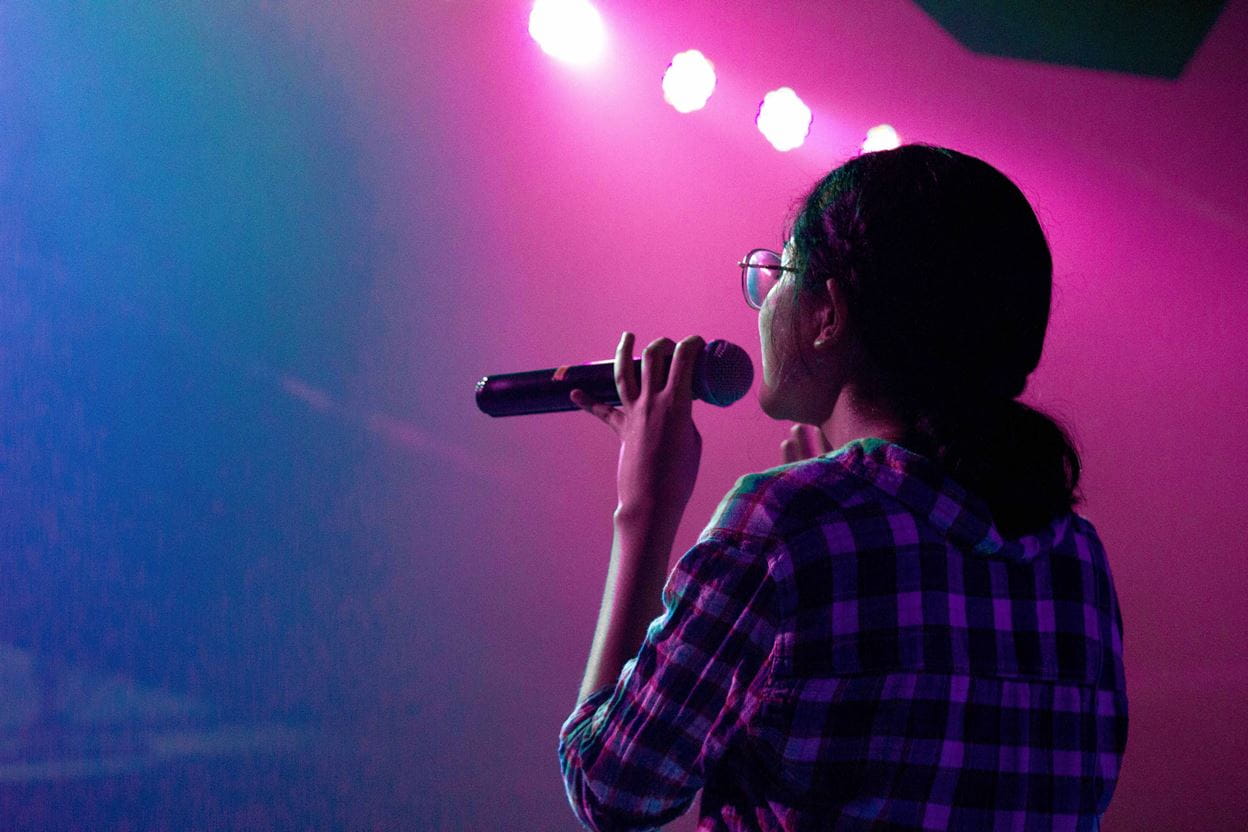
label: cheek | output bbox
[759,298,775,355]
[759,292,784,379]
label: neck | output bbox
[819,382,907,450]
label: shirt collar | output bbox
[825,436,1072,561]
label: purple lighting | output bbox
[662,50,717,113]
[756,87,812,151]
[528,0,606,65]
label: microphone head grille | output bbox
[696,339,755,407]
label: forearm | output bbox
[576,507,680,702]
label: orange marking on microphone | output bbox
[553,365,572,381]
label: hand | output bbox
[781,423,832,464]
[569,332,705,525]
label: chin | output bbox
[757,384,793,422]
[759,382,830,426]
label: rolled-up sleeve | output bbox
[557,533,778,831]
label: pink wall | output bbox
[280,1,1248,827]
[10,0,1243,825]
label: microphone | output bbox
[475,339,754,417]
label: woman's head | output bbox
[760,143,1081,536]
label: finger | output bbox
[817,427,833,453]
[570,389,623,434]
[781,437,800,463]
[641,337,676,397]
[615,332,639,405]
[668,335,705,408]
[792,424,814,458]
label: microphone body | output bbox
[475,339,754,417]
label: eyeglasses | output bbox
[739,248,798,310]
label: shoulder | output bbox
[698,457,871,545]
[1068,510,1112,563]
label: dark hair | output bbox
[788,144,1082,537]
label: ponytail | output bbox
[900,397,1083,538]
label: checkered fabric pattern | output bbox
[559,437,1127,831]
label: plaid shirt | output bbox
[559,437,1128,831]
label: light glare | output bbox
[862,124,902,153]
[528,0,606,65]
[756,87,812,152]
[662,50,716,113]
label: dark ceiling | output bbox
[912,0,1228,78]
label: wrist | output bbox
[612,500,649,525]
[614,503,683,556]
[613,501,681,531]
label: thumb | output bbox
[570,389,602,415]
[570,389,622,434]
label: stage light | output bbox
[662,50,716,113]
[528,0,606,65]
[756,87,812,152]
[862,124,901,152]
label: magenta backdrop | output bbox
[3,0,1246,828]
[294,1,1248,828]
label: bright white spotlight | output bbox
[662,50,716,113]
[756,87,812,152]
[528,0,606,65]
[862,124,902,153]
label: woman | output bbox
[560,144,1128,831]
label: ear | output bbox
[812,278,848,351]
